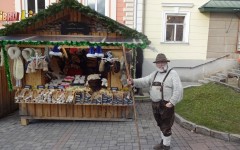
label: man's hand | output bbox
[166,102,173,108]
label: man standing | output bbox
[128,53,183,150]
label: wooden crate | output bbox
[19,103,133,125]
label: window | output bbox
[86,0,107,16]
[37,0,46,12]
[24,0,46,16]
[162,12,190,43]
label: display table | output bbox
[19,103,133,125]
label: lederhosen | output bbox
[151,69,175,136]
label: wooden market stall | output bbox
[0,0,150,125]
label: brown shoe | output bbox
[153,140,163,150]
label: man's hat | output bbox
[153,53,170,63]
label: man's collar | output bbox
[159,70,167,73]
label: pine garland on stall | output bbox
[0,42,13,91]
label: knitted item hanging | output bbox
[26,61,36,73]
[99,59,105,72]
[105,51,113,60]
[120,56,125,71]
[95,46,104,58]
[69,48,78,54]
[34,49,42,70]
[49,45,63,57]
[62,47,68,59]
[22,48,33,61]
[120,71,128,87]
[113,61,120,73]
[101,78,108,87]
[42,59,48,72]
[8,47,21,59]
[104,61,112,73]
[87,46,96,58]
[15,57,24,80]
[8,47,24,80]
[44,46,50,62]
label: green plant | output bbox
[176,82,240,134]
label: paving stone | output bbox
[189,143,209,150]
[0,102,239,150]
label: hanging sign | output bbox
[0,11,20,21]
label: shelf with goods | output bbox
[15,86,133,106]
[12,45,134,125]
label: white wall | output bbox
[142,57,238,82]
[143,0,210,60]
[15,0,21,13]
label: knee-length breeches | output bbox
[152,100,175,136]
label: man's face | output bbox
[156,61,167,69]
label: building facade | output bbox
[0,0,136,29]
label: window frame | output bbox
[85,0,109,17]
[24,0,47,17]
[162,11,190,44]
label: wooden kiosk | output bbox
[0,0,150,125]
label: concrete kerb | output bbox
[135,83,240,143]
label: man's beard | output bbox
[157,65,168,73]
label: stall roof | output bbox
[0,0,150,47]
[0,35,142,44]
[199,0,240,12]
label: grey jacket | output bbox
[133,69,183,105]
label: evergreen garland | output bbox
[0,40,147,49]
[0,42,13,91]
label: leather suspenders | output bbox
[151,68,173,100]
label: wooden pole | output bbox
[122,44,141,150]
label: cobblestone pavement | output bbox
[0,102,240,150]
